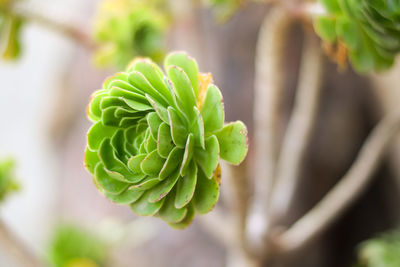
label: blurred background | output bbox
[1,0,400,266]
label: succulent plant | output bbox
[0,158,19,203]
[93,0,169,68]
[85,51,248,228]
[357,230,400,267]
[49,224,107,267]
[314,0,400,72]
[0,1,24,60]
[204,0,242,22]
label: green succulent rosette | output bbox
[0,0,24,60]
[49,224,107,267]
[314,0,400,72]
[94,0,169,68]
[357,230,400,267]
[85,52,248,228]
[0,158,19,203]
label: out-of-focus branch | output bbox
[246,7,294,255]
[276,107,400,252]
[268,33,324,226]
[221,160,249,249]
[0,219,42,267]
[198,207,236,247]
[2,4,95,49]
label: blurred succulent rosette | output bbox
[93,0,169,68]
[49,224,108,267]
[357,230,400,267]
[0,158,19,203]
[314,0,400,72]
[85,52,248,228]
[0,0,24,60]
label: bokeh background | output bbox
[1,0,400,266]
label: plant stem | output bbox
[276,107,400,252]
[0,218,42,267]
[246,7,294,255]
[268,33,324,226]
[3,4,95,49]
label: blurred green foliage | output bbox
[93,0,170,69]
[0,158,19,203]
[0,0,24,60]
[49,224,108,267]
[204,0,243,22]
[357,230,400,267]
[314,0,400,72]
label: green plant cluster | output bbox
[0,158,19,203]
[85,51,248,228]
[314,0,400,72]
[93,0,169,69]
[357,230,400,267]
[204,0,242,22]
[0,0,24,60]
[49,224,108,267]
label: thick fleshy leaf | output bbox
[214,121,248,165]
[169,203,195,229]
[164,52,199,97]
[168,107,188,148]
[175,161,197,209]
[200,85,224,133]
[157,191,187,224]
[105,187,144,205]
[193,169,219,214]
[129,177,161,190]
[128,71,168,106]
[87,122,117,151]
[84,147,100,174]
[191,107,205,149]
[94,163,129,195]
[127,154,146,173]
[147,112,163,140]
[140,150,166,176]
[130,191,165,216]
[167,66,196,119]
[159,147,184,179]
[147,169,180,203]
[129,59,174,105]
[157,123,174,158]
[194,135,219,178]
[146,94,169,123]
[180,133,194,175]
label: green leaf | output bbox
[129,177,161,190]
[140,150,166,176]
[214,121,248,165]
[2,16,23,60]
[164,52,199,97]
[193,169,219,214]
[130,191,165,216]
[167,66,197,119]
[169,203,195,229]
[87,122,117,151]
[84,147,100,174]
[129,59,174,105]
[191,107,205,149]
[147,169,180,203]
[194,135,219,178]
[105,187,144,204]
[157,191,187,224]
[157,122,174,158]
[168,107,188,148]
[314,17,337,43]
[175,161,197,209]
[94,163,128,195]
[159,147,184,179]
[200,85,224,133]
[180,133,195,176]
